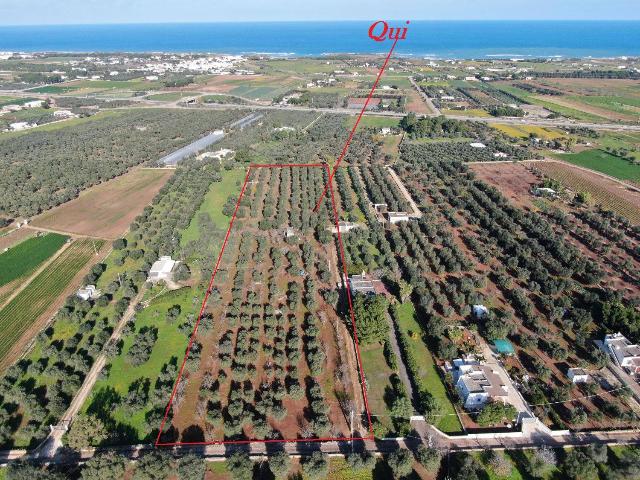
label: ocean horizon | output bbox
[0,21,639,58]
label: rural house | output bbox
[148,256,178,283]
[604,333,640,375]
[452,356,508,409]
[386,211,409,225]
[76,285,101,301]
[330,221,360,234]
[567,368,590,384]
[348,271,386,296]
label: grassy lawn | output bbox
[0,239,102,365]
[394,302,462,433]
[180,168,246,246]
[146,91,201,102]
[569,95,640,117]
[492,84,605,122]
[442,108,491,117]
[0,233,67,287]
[532,97,606,122]
[409,137,475,144]
[0,96,39,108]
[360,343,395,434]
[490,123,566,140]
[597,131,640,161]
[553,149,640,182]
[27,84,81,94]
[345,116,400,129]
[83,287,196,443]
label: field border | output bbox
[155,162,374,446]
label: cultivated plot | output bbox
[157,164,371,445]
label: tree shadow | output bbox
[181,424,205,443]
[86,386,121,422]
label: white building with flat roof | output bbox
[23,100,43,108]
[453,357,508,409]
[604,333,640,375]
[148,256,178,283]
[76,285,101,301]
[567,368,590,384]
[386,212,409,224]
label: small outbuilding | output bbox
[567,368,590,384]
[473,304,489,319]
[386,211,409,225]
[76,285,101,301]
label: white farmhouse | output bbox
[148,256,178,283]
[604,333,640,375]
[453,357,508,409]
[23,100,43,108]
[53,110,75,118]
[76,285,101,301]
[567,368,590,384]
[9,122,33,131]
[330,221,360,234]
[386,212,409,224]
[469,142,487,149]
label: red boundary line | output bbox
[312,37,399,213]
[155,163,374,446]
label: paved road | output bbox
[4,89,640,132]
[4,422,639,466]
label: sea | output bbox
[0,21,639,58]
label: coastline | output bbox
[0,20,639,58]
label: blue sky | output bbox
[1,0,639,25]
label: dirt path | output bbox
[37,287,146,457]
[409,76,439,115]
[28,225,106,240]
[386,166,422,218]
[385,312,414,402]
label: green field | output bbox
[553,149,640,183]
[569,95,640,117]
[27,84,81,94]
[0,239,102,364]
[0,233,67,287]
[146,91,201,101]
[360,343,396,434]
[492,84,606,122]
[345,116,400,129]
[394,302,462,433]
[82,287,194,442]
[180,168,246,246]
[597,131,640,161]
[0,96,39,108]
